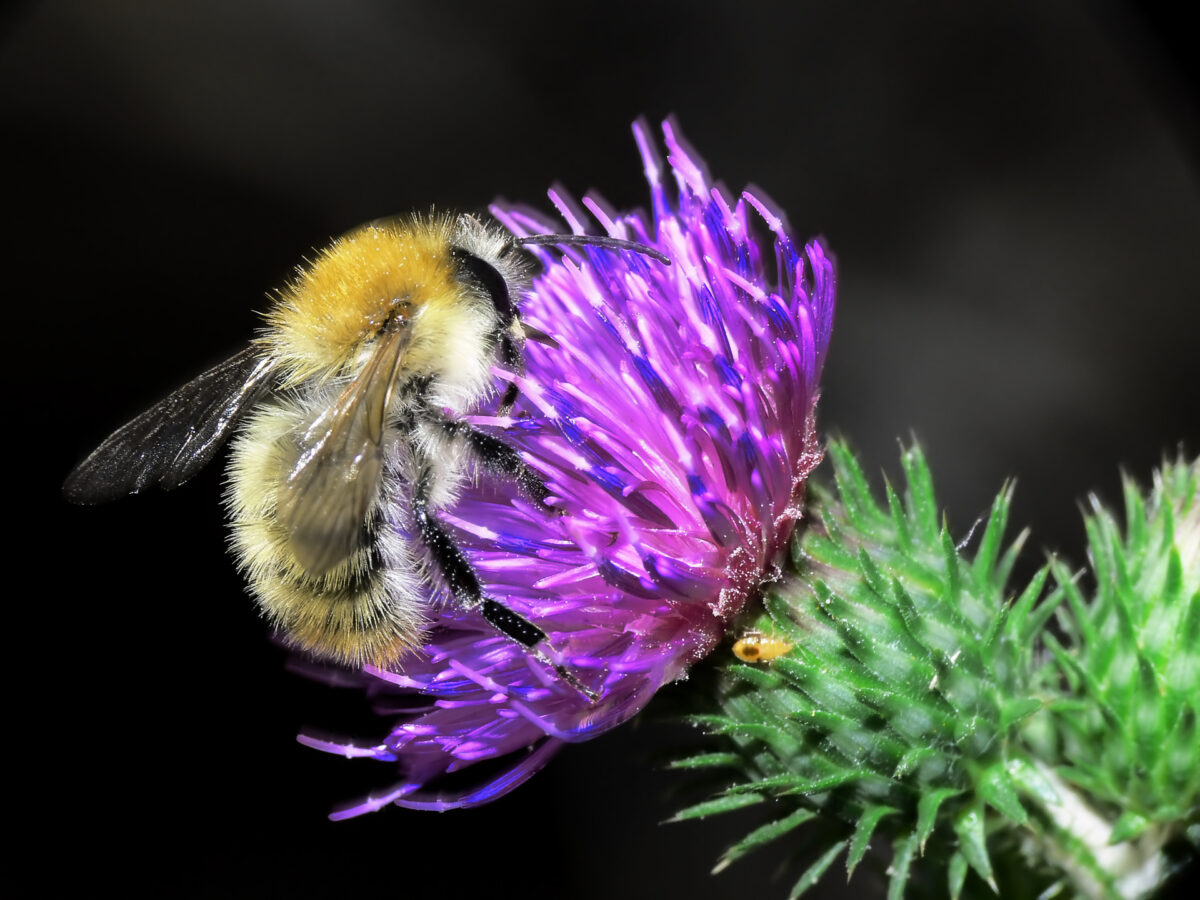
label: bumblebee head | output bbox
[445,215,541,403]
[449,210,670,354]
[259,213,664,392]
[449,214,530,338]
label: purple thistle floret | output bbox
[299,121,836,816]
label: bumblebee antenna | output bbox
[514,233,670,265]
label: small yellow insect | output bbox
[63,212,666,677]
[732,629,794,663]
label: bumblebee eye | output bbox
[451,246,514,322]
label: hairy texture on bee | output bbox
[259,214,528,414]
[66,209,556,670]
[217,213,536,665]
[226,398,428,667]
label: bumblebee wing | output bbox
[278,327,411,577]
[63,346,277,504]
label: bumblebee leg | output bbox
[497,333,520,416]
[497,382,520,416]
[498,322,560,416]
[410,474,495,618]
[431,416,558,515]
[411,470,596,700]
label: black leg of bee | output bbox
[430,415,559,515]
[410,479,492,615]
[497,381,520,417]
[478,598,545,649]
[412,471,542,646]
[497,332,521,416]
[411,470,597,701]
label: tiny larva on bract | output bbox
[732,629,794,663]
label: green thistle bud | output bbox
[673,439,1056,898]
[1028,456,1199,897]
[671,444,1199,899]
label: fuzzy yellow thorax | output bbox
[260,215,460,387]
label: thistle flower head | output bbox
[301,120,835,815]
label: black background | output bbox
[8,2,1196,897]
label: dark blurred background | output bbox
[8,1,1196,896]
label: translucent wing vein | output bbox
[64,346,277,503]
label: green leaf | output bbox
[1134,652,1163,764]
[713,805,817,873]
[993,527,1029,595]
[829,440,879,534]
[666,752,745,771]
[886,478,913,553]
[763,590,808,642]
[846,804,899,878]
[1012,564,1058,646]
[1179,588,1200,648]
[998,697,1043,731]
[1054,560,1094,650]
[1122,471,1147,552]
[952,802,996,891]
[1162,541,1184,607]
[688,713,739,732]
[890,579,922,635]
[858,546,890,598]
[1045,639,1122,732]
[1109,559,1139,649]
[916,786,962,852]
[789,839,848,900]
[893,746,937,779]
[826,439,873,508]
[1109,810,1151,844]
[979,762,1028,824]
[716,719,801,746]
[887,831,919,900]
[942,524,963,604]
[723,775,813,796]
[948,849,969,900]
[981,600,1009,667]
[901,443,938,542]
[1006,756,1059,808]
[668,792,763,822]
[1156,492,1178,554]
[971,482,1013,586]
[772,771,874,797]
[727,662,785,691]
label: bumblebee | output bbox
[64,213,666,678]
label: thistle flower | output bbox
[299,120,835,815]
